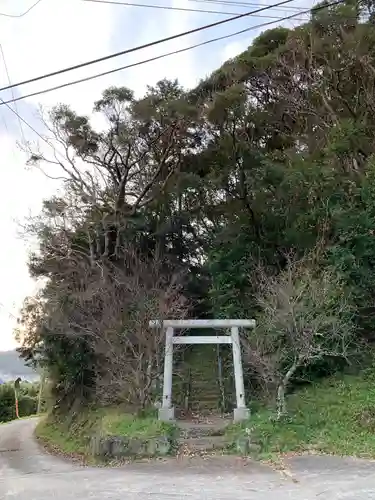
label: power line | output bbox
[82,0,308,20]
[0,108,9,135]
[0,0,42,148]
[0,105,15,160]
[0,302,18,321]
[0,0,346,107]
[190,0,311,11]
[0,43,26,144]
[0,0,44,18]
[0,96,62,159]
[0,0,296,93]
[0,96,100,182]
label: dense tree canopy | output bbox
[16,0,375,414]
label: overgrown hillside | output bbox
[35,369,375,462]
[15,0,375,431]
[227,369,375,460]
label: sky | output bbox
[0,0,313,351]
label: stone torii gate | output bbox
[149,319,255,423]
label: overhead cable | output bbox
[190,0,311,11]
[0,0,346,106]
[0,0,43,18]
[82,0,308,20]
[0,0,296,93]
[0,43,26,143]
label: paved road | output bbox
[2,419,375,499]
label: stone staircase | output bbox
[177,344,233,415]
[177,417,231,454]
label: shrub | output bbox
[0,381,39,422]
[242,254,357,418]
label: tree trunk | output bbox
[276,360,300,420]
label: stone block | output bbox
[111,437,130,457]
[233,407,250,423]
[128,438,148,456]
[154,436,172,456]
[91,432,176,459]
[235,436,261,456]
[158,406,175,422]
[95,436,114,457]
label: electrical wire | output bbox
[82,0,309,21]
[190,0,311,11]
[0,107,16,160]
[0,108,9,135]
[0,0,44,18]
[0,96,62,159]
[0,0,346,107]
[0,302,18,321]
[0,43,26,144]
[0,0,296,93]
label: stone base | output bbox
[235,436,261,457]
[91,435,174,459]
[158,406,175,422]
[233,407,250,423]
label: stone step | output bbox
[189,398,221,404]
[189,405,220,414]
[187,386,221,392]
[172,390,220,397]
[178,419,230,438]
[190,394,220,400]
[189,383,220,389]
[182,388,222,397]
[179,377,219,385]
[189,392,221,399]
[178,435,229,453]
[189,394,221,399]
[190,391,229,397]
[190,399,220,407]
[174,391,221,399]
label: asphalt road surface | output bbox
[2,418,375,499]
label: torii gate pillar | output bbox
[149,319,255,423]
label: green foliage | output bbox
[236,255,357,419]
[207,229,257,318]
[226,373,375,460]
[0,382,39,422]
[248,27,290,58]
[101,410,177,439]
[326,161,375,337]
[17,0,375,422]
[35,416,89,458]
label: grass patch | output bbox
[226,373,375,460]
[35,409,102,462]
[35,407,177,463]
[101,410,177,439]
[36,417,89,458]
